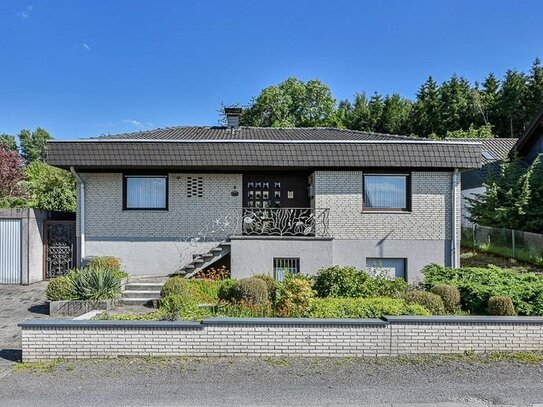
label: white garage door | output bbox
[0,219,22,284]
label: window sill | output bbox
[122,209,169,212]
[361,210,412,214]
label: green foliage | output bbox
[423,264,543,315]
[18,128,53,162]
[487,295,516,316]
[231,278,269,306]
[216,302,273,318]
[187,279,225,303]
[160,276,191,299]
[307,297,431,318]
[159,294,203,320]
[46,276,75,301]
[69,267,122,300]
[0,147,26,207]
[445,124,495,139]
[313,266,407,299]
[275,274,315,317]
[252,273,278,302]
[23,161,76,212]
[430,284,461,313]
[87,256,127,280]
[218,279,238,302]
[0,134,17,151]
[402,290,445,315]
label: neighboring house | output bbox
[459,138,518,225]
[46,109,480,283]
[513,108,543,165]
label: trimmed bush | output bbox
[423,264,543,315]
[187,279,224,303]
[160,276,191,299]
[46,276,74,301]
[307,297,431,318]
[402,290,445,315]
[314,266,407,299]
[218,279,238,303]
[487,296,516,316]
[87,256,127,280]
[275,274,314,317]
[252,273,278,302]
[430,284,461,313]
[231,278,269,306]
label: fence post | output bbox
[512,229,516,259]
[472,224,477,249]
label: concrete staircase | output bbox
[121,277,166,306]
[180,241,231,278]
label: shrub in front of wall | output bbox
[70,267,122,300]
[46,276,75,301]
[252,273,278,302]
[275,274,315,317]
[218,279,239,303]
[487,295,516,316]
[422,264,543,315]
[430,284,461,313]
[307,297,431,318]
[402,290,445,315]
[313,266,373,298]
[187,279,224,304]
[160,276,191,299]
[231,278,269,306]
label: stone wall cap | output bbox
[383,315,543,324]
[18,319,203,329]
[202,317,387,326]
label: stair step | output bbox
[122,290,161,299]
[124,283,164,291]
[122,298,161,306]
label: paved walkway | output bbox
[0,282,49,374]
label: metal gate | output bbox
[0,219,22,284]
[44,221,76,279]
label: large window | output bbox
[363,174,410,211]
[123,175,168,210]
[273,258,300,281]
[366,258,406,280]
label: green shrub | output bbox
[160,294,198,320]
[402,290,445,315]
[430,284,461,313]
[487,296,516,316]
[218,279,238,303]
[252,273,278,302]
[275,274,314,317]
[423,264,543,315]
[216,302,273,318]
[314,266,407,299]
[70,267,122,300]
[307,297,431,318]
[231,278,269,306]
[160,276,191,299]
[87,256,127,280]
[46,276,74,301]
[187,279,224,303]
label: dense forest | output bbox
[240,58,543,139]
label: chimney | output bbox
[224,107,242,129]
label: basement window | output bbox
[273,258,300,281]
[123,175,168,210]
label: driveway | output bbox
[0,282,49,373]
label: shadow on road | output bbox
[0,349,21,363]
[28,303,49,315]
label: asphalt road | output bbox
[1,356,543,406]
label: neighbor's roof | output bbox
[453,138,518,189]
[514,108,543,156]
[47,126,482,170]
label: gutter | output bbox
[451,169,459,268]
[70,167,85,263]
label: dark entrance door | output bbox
[44,221,76,279]
[243,173,309,208]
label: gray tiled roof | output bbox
[453,138,517,189]
[47,126,482,170]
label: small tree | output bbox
[19,127,53,162]
[23,161,76,212]
[0,147,26,207]
[0,133,17,151]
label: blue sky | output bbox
[1,0,543,140]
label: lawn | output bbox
[461,248,543,275]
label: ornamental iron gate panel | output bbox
[44,221,75,279]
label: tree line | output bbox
[0,129,76,212]
[240,58,543,139]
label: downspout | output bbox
[70,166,85,263]
[451,169,459,268]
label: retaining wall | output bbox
[19,316,543,362]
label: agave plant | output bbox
[69,266,122,300]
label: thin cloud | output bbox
[18,5,33,19]
[81,43,91,51]
[123,119,145,127]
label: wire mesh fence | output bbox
[461,224,543,266]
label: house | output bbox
[513,108,543,165]
[46,108,481,283]
[459,138,518,225]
